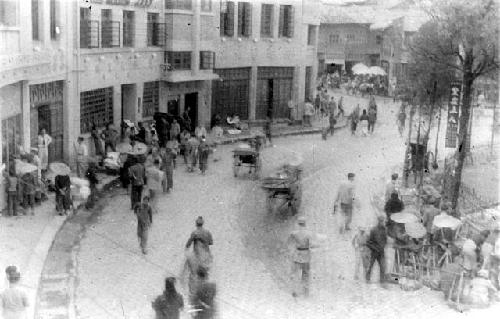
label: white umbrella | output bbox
[391,212,419,224]
[369,66,387,76]
[433,213,461,229]
[352,63,370,75]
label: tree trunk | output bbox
[451,52,475,216]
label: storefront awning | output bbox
[324,59,345,65]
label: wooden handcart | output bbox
[261,165,302,215]
[232,146,262,179]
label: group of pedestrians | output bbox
[348,95,377,136]
[151,216,217,319]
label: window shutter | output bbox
[219,1,225,36]
[226,2,234,36]
[286,6,294,38]
[279,5,285,37]
[244,2,251,37]
[237,2,243,36]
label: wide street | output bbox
[73,93,499,319]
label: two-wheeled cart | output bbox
[261,165,302,215]
[232,144,262,179]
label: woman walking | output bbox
[359,109,369,137]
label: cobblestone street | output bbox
[71,94,499,319]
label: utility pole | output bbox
[403,98,415,188]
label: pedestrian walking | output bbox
[182,107,192,132]
[187,134,200,173]
[366,216,387,284]
[161,147,175,193]
[304,99,315,127]
[146,159,165,208]
[166,138,179,169]
[1,266,28,319]
[198,138,210,175]
[334,173,356,233]
[349,105,360,136]
[314,94,321,115]
[134,196,152,254]
[288,217,315,297]
[129,158,146,210]
[352,227,370,280]
[4,170,18,217]
[37,128,52,176]
[191,267,217,319]
[328,96,337,116]
[170,119,181,142]
[180,243,211,298]
[152,277,184,319]
[55,173,71,216]
[90,124,104,159]
[102,123,118,153]
[74,137,88,178]
[359,109,369,137]
[397,108,407,137]
[85,162,99,210]
[186,216,214,255]
[368,107,377,134]
[329,110,337,136]
[180,130,191,166]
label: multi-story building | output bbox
[317,0,427,94]
[0,0,319,210]
[213,0,321,122]
[1,0,76,209]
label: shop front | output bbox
[29,81,64,162]
[256,67,294,120]
[1,83,23,172]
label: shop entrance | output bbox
[184,92,198,129]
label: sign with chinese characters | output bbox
[445,81,461,148]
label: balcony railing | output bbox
[147,23,167,47]
[101,20,121,48]
[80,20,100,49]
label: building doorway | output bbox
[184,92,198,129]
[121,84,136,123]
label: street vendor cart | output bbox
[261,164,302,215]
[232,143,262,179]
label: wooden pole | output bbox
[404,102,415,188]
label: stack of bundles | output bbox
[103,152,121,172]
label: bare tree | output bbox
[410,0,499,214]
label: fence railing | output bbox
[101,20,121,48]
[80,20,100,49]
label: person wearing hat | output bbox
[334,173,357,233]
[0,266,29,319]
[287,217,315,297]
[186,217,213,256]
[366,216,388,284]
[129,156,146,210]
[134,196,153,254]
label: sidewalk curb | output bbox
[219,120,348,145]
[30,177,118,319]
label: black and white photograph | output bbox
[0,0,499,318]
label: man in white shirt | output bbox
[74,137,88,178]
[1,266,28,319]
[146,159,165,209]
[334,173,356,232]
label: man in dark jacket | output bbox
[129,158,146,209]
[366,216,388,283]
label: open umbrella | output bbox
[433,213,461,229]
[391,212,419,224]
[405,222,427,239]
[369,66,387,76]
[352,63,370,75]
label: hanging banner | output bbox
[445,81,461,148]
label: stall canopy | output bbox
[369,66,387,76]
[325,59,345,66]
[352,63,370,75]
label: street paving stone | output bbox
[74,94,500,319]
